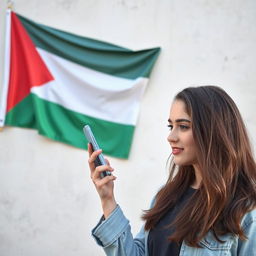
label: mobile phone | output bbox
[83,125,111,178]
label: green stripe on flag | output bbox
[17,14,160,80]
[5,94,134,158]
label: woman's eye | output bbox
[180,125,189,130]
[168,124,189,131]
[167,124,173,130]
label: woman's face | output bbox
[167,100,198,166]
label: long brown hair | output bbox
[143,86,256,247]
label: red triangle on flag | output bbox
[7,12,54,112]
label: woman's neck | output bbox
[191,164,202,189]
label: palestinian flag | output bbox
[0,10,160,158]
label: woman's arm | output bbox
[88,144,147,255]
[92,205,147,256]
[88,144,117,218]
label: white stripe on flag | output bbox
[31,48,149,125]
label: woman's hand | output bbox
[88,143,117,218]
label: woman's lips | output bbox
[172,147,184,155]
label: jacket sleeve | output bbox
[92,205,147,256]
[237,209,256,256]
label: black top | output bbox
[148,187,196,256]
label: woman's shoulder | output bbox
[241,208,256,229]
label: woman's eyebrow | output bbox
[168,118,191,123]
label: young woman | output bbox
[88,86,256,256]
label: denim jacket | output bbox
[92,205,256,256]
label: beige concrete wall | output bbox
[0,0,255,255]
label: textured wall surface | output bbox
[0,0,256,255]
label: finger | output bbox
[92,165,114,180]
[88,143,93,155]
[94,175,116,188]
[88,149,101,176]
[88,149,102,169]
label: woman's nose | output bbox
[167,130,178,143]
